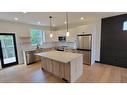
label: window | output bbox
[31,29,44,45]
[123,21,127,31]
[0,35,15,59]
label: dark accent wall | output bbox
[100,14,127,68]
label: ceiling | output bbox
[0,12,125,27]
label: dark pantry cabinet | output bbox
[100,14,127,68]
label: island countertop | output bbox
[35,50,83,63]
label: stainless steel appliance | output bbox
[26,51,35,64]
[56,46,68,51]
[77,34,92,50]
[25,49,43,65]
[58,36,66,42]
[77,34,92,64]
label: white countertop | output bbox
[23,48,37,52]
[35,50,83,63]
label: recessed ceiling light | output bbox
[64,21,67,24]
[14,17,18,21]
[23,12,27,14]
[80,17,84,20]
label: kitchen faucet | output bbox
[37,44,40,49]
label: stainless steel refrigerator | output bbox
[77,34,92,64]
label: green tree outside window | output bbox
[31,29,43,45]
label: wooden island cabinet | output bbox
[36,50,83,83]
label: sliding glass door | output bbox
[0,33,18,68]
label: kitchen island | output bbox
[36,50,83,83]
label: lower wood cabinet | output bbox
[46,59,53,73]
[52,60,60,77]
[63,63,70,81]
[41,57,70,81]
[40,55,83,83]
[41,58,47,70]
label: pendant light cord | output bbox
[66,12,68,32]
[49,16,52,33]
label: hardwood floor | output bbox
[0,62,127,83]
[77,64,127,83]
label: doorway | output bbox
[0,33,18,68]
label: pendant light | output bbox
[49,16,53,38]
[66,12,69,37]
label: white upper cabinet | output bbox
[52,25,92,43]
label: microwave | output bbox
[58,36,66,42]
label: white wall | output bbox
[0,20,55,65]
[94,18,101,62]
